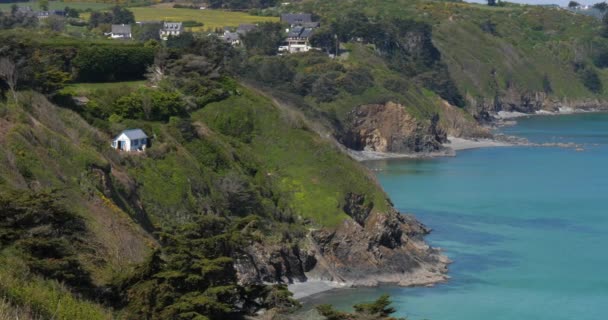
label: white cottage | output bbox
[111,129,148,152]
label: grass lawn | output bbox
[0,0,114,11]
[128,7,279,30]
[65,80,147,95]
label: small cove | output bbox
[300,113,608,320]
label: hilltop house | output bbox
[36,10,65,19]
[160,22,183,40]
[222,31,241,46]
[279,25,315,53]
[109,24,132,39]
[111,129,148,152]
[237,23,257,35]
[221,24,257,46]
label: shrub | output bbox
[73,46,155,82]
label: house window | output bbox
[133,139,139,146]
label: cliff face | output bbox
[235,193,449,288]
[467,88,608,122]
[342,102,447,153]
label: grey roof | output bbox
[299,28,314,38]
[281,13,312,25]
[287,26,314,39]
[287,26,304,38]
[302,21,320,28]
[236,24,256,35]
[111,24,132,35]
[17,6,33,13]
[162,22,183,31]
[117,129,148,140]
[223,32,240,42]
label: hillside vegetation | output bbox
[2,0,607,318]
[293,0,608,120]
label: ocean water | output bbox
[302,113,608,320]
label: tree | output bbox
[317,294,405,320]
[134,22,162,42]
[310,27,338,54]
[542,74,553,94]
[64,7,80,18]
[487,0,497,6]
[593,1,608,11]
[580,67,602,93]
[44,15,66,32]
[0,57,18,101]
[568,1,580,8]
[240,22,284,56]
[39,0,49,11]
[111,6,135,24]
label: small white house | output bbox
[111,129,148,152]
[109,24,132,39]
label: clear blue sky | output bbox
[465,0,597,6]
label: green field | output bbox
[129,7,279,30]
[0,0,114,11]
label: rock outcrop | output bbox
[342,102,448,153]
[467,88,608,122]
[235,194,449,288]
[305,208,449,286]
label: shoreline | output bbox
[351,109,605,162]
[289,109,603,301]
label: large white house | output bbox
[111,129,148,152]
[160,22,184,40]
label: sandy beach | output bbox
[288,280,352,300]
[445,136,513,151]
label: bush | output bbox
[312,72,341,102]
[73,46,155,82]
[580,68,602,93]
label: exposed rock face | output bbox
[467,88,608,122]
[235,243,317,285]
[343,102,448,153]
[305,209,449,286]
[235,194,449,288]
[437,99,492,138]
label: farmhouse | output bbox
[36,10,65,19]
[236,23,257,35]
[160,22,184,40]
[222,31,241,46]
[109,24,132,39]
[279,25,315,53]
[111,129,148,152]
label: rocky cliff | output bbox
[467,88,608,123]
[342,102,448,153]
[234,193,449,288]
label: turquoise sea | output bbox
[303,113,608,320]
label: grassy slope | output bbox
[77,7,279,31]
[0,46,455,320]
[194,89,390,226]
[303,0,608,108]
[0,85,393,318]
[130,8,278,30]
[0,95,153,319]
[318,43,449,122]
[0,0,114,10]
[426,2,608,100]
